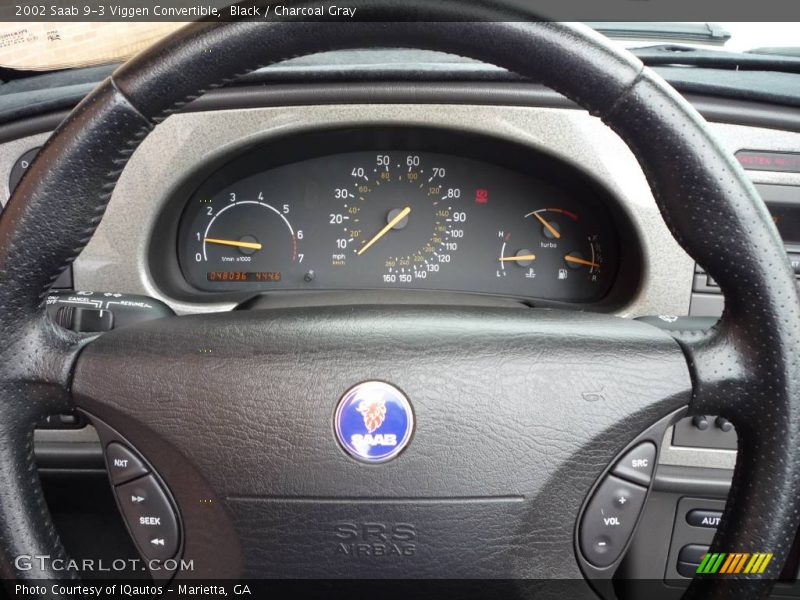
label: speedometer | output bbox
[327,153,466,285]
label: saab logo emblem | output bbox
[335,381,414,463]
[357,399,386,433]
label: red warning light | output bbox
[475,188,489,204]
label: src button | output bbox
[611,442,656,486]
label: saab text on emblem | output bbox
[334,381,414,463]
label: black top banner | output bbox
[0,0,798,22]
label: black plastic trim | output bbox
[2,85,800,148]
[0,111,69,145]
[653,465,733,496]
[34,441,104,471]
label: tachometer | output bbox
[327,153,466,285]
[178,190,304,290]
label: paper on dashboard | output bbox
[0,23,182,70]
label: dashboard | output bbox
[2,94,799,317]
[172,129,623,303]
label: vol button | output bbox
[579,475,648,568]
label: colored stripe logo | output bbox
[696,552,773,574]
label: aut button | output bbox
[116,475,179,561]
[106,442,148,485]
[687,509,723,529]
[611,442,656,486]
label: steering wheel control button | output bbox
[686,510,723,529]
[106,442,148,485]
[579,475,647,568]
[592,535,613,557]
[334,381,414,463]
[677,560,701,578]
[678,544,709,565]
[115,475,179,561]
[715,417,733,432]
[54,306,114,332]
[611,442,656,486]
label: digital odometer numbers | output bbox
[328,153,466,285]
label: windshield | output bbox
[0,21,797,72]
[717,22,798,52]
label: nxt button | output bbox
[106,442,148,485]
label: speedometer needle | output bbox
[204,237,263,250]
[564,255,599,268]
[357,206,412,256]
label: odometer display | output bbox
[206,272,282,282]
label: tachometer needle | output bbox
[204,237,263,250]
[532,212,561,239]
[498,254,536,262]
[357,206,412,256]
[564,255,599,268]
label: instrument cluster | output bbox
[170,129,634,304]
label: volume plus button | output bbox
[579,475,648,568]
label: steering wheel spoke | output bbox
[70,307,692,580]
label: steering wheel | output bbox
[1,5,799,600]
